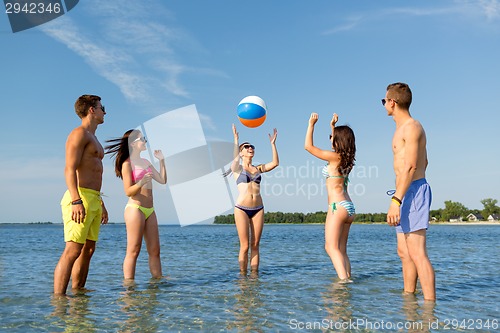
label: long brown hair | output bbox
[105,129,141,178]
[331,125,356,176]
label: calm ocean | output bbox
[0,223,498,332]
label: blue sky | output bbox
[1,0,499,223]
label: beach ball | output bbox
[237,96,267,128]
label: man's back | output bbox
[392,117,428,183]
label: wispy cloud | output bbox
[40,17,150,101]
[323,1,500,35]
[322,16,363,35]
[40,0,222,103]
[198,113,217,132]
[478,0,500,20]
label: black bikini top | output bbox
[236,169,262,185]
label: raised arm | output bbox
[260,128,279,173]
[230,124,241,173]
[305,113,337,161]
[330,113,338,139]
[304,112,318,152]
[152,150,167,184]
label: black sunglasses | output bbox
[242,144,255,150]
[382,98,397,106]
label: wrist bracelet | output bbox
[71,199,83,205]
[391,196,402,206]
[391,199,401,207]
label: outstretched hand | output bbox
[309,113,319,126]
[232,124,239,141]
[330,113,338,128]
[154,149,164,160]
[268,128,278,144]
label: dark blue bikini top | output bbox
[236,170,262,185]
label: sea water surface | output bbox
[0,223,499,332]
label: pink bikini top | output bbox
[130,159,152,182]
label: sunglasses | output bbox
[242,144,255,150]
[133,137,147,143]
[381,98,397,106]
[95,104,106,112]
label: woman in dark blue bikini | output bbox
[227,124,279,274]
[305,113,356,282]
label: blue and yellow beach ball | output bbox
[237,96,267,128]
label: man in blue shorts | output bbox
[383,83,435,301]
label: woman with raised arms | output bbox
[225,124,279,275]
[305,113,356,282]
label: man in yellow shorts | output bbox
[54,95,109,295]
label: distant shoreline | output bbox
[354,221,500,226]
[431,221,500,225]
[1,221,500,226]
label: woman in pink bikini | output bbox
[105,129,167,280]
[305,113,356,282]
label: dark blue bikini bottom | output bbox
[235,204,264,219]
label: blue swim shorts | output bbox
[396,178,432,234]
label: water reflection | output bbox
[50,292,96,333]
[227,272,266,332]
[402,293,437,332]
[117,279,161,333]
[321,280,353,331]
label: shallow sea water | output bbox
[0,223,499,332]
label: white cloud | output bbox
[39,0,224,103]
[323,2,500,35]
[40,16,153,102]
[198,113,217,132]
[479,0,500,20]
[322,16,363,35]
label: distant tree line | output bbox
[214,212,326,224]
[214,198,499,224]
[430,198,499,221]
[214,211,388,224]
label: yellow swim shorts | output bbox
[61,187,102,244]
